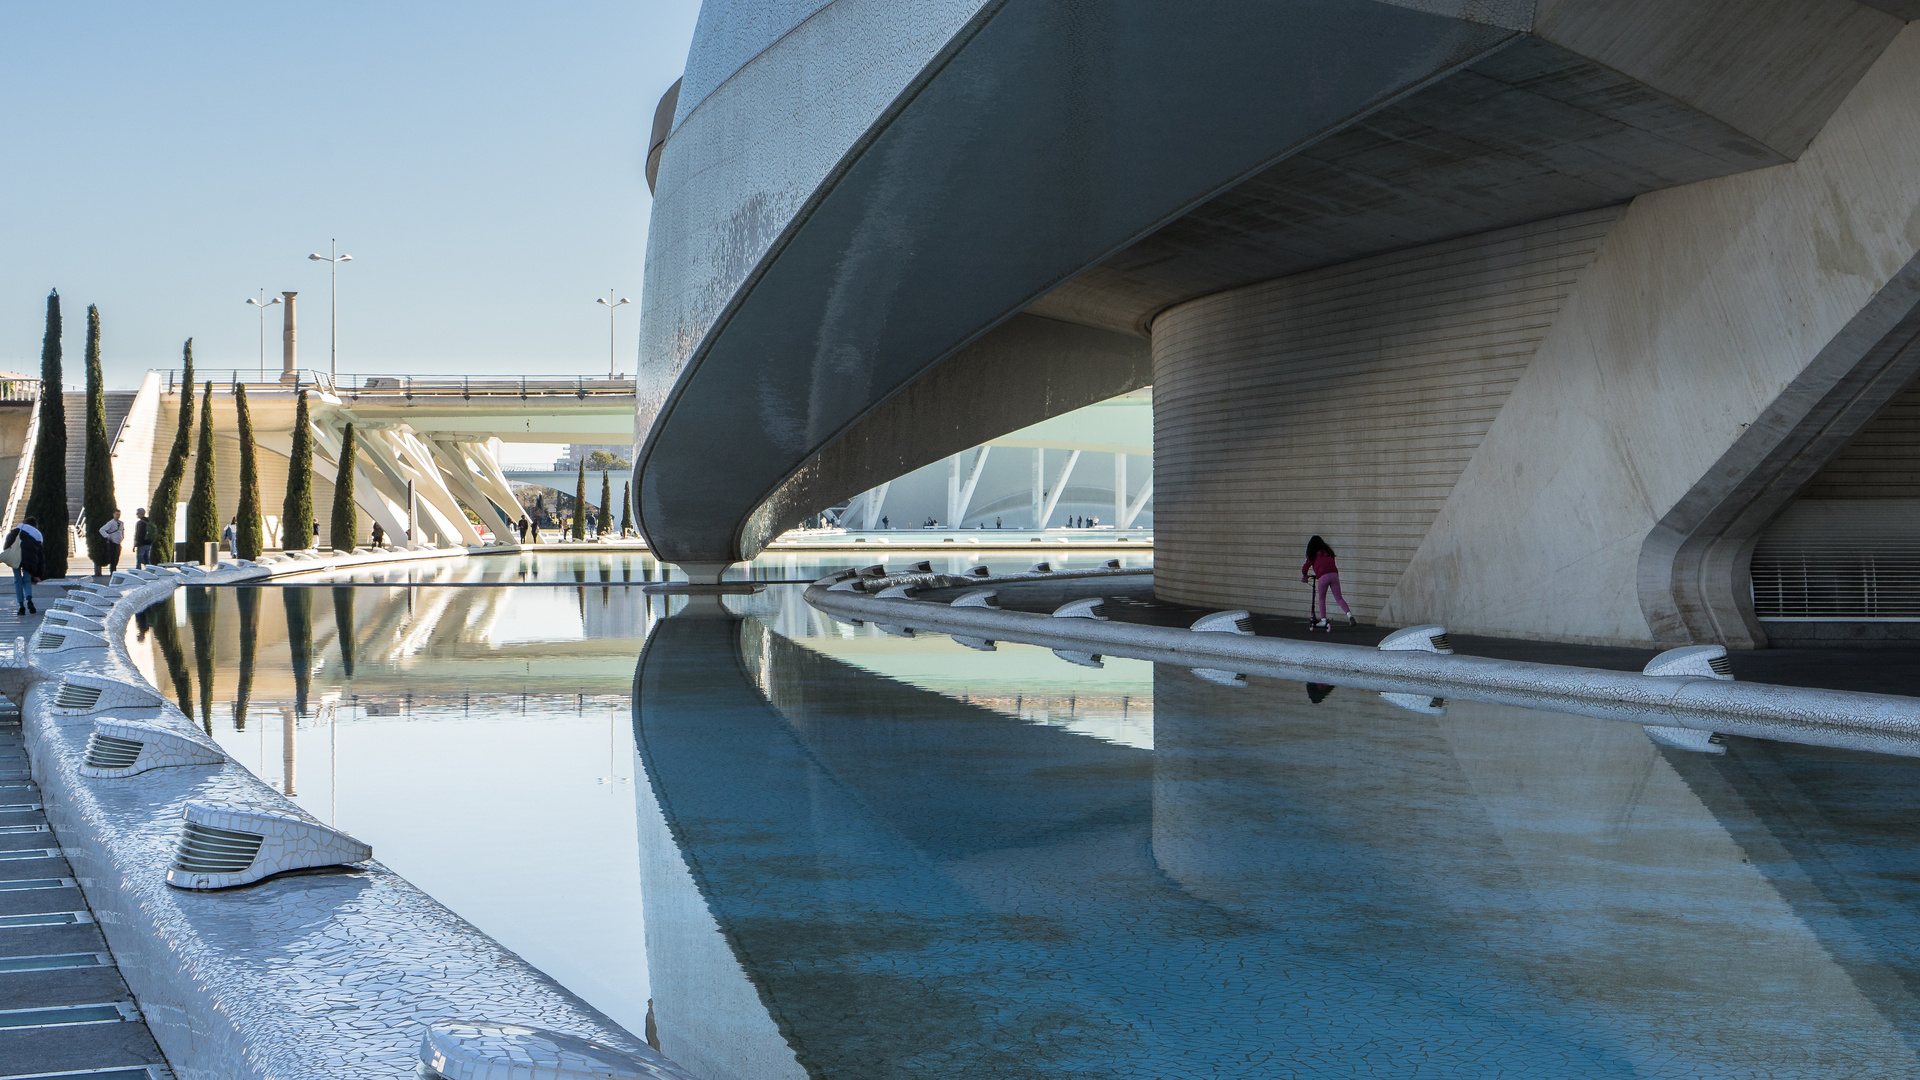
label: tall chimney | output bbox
[281,291,298,383]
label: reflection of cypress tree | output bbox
[332,586,355,680]
[186,586,216,733]
[145,599,193,717]
[284,587,313,717]
[233,586,259,730]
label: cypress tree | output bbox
[149,342,194,561]
[234,383,263,559]
[25,290,69,578]
[330,423,357,551]
[620,480,632,537]
[282,389,314,549]
[81,305,116,571]
[184,382,219,556]
[572,461,587,541]
[599,469,612,537]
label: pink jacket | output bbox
[1302,552,1337,580]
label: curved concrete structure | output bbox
[639,0,1920,646]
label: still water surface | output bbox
[129,550,1920,1079]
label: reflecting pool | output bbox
[131,552,1920,1079]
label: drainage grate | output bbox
[0,912,87,929]
[0,877,68,891]
[0,849,58,862]
[0,803,40,812]
[0,825,50,835]
[0,952,106,973]
[1430,633,1453,652]
[35,633,64,650]
[43,614,67,626]
[0,1002,130,1029]
[52,683,103,711]
[1709,654,1734,677]
[171,821,264,876]
[83,734,143,770]
[0,1070,161,1080]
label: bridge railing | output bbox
[337,374,636,401]
[154,371,635,401]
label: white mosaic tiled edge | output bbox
[20,553,659,1080]
[808,583,1920,758]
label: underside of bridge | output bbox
[638,0,1920,646]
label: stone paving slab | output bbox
[0,766,169,1079]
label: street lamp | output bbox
[595,291,630,378]
[244,290,282,381]
[307,240,353,379]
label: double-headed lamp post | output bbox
[596,291,630,378]
[307,240,353,379]
[244,291,282,381]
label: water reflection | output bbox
[633,596,1920,1080]
[119,552,1920,1077]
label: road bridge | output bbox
[92,371,635,551]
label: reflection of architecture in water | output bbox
[633,609,1920,1080]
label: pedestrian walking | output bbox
[222,517,238,559]
[6,517,44,616]
[371,521,385,547]
[1301,534,1353,632]
[518,516,529,543]
[96,509,124,575]
[132,507,153,568]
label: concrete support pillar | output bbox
[1032,448,1043,530]
[280,293,298,384]
[1114,453,1126,529]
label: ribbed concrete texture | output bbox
[1152,207,1622,624]
[1155,23,1920,648]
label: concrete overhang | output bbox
[636,0,1904,573]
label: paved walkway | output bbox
[0,576,173,1080]
[962,576,1920,698]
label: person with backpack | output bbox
[1301,534,1354,632]
[7,516,45,616]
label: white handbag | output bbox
[0,537,19,569]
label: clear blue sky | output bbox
[0,2,700,388]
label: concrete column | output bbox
[1113,453,1126,530]
[1032,448,1043,530]
[280,292,298,383]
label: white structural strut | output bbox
[1039,449,1079,529]
[1121,478,1153,529]
[805,582,1920,759]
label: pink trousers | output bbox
[1315,572,1350,619]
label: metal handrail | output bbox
[331,373,635,400]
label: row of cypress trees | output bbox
[22,288,364,569]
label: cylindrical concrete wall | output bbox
[1149,207,1622,621]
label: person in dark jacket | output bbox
[132,507,153,568]
[7,516,45,616]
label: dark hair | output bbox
[1305,535,1334,560]
[23,517,36,527]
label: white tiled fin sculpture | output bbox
[1378,624,1454,654]
[33,625,110,655]
[1191,610,1254,635]
[49,674,163,717]
[80,718,227,778]
[165,801,373,889]
[1189,668,1247,687]
[1641,645,1733,754]
[419,1022,696,1080]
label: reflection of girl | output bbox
[1301,535,1353,631]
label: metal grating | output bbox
[1429,633,1452,652]
[171,821,263,876]
[83,734,143,770]
[36,633,64,650]
[1751,500,1920,620]
[1709,655,1734,677]
[52,683,103,710]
